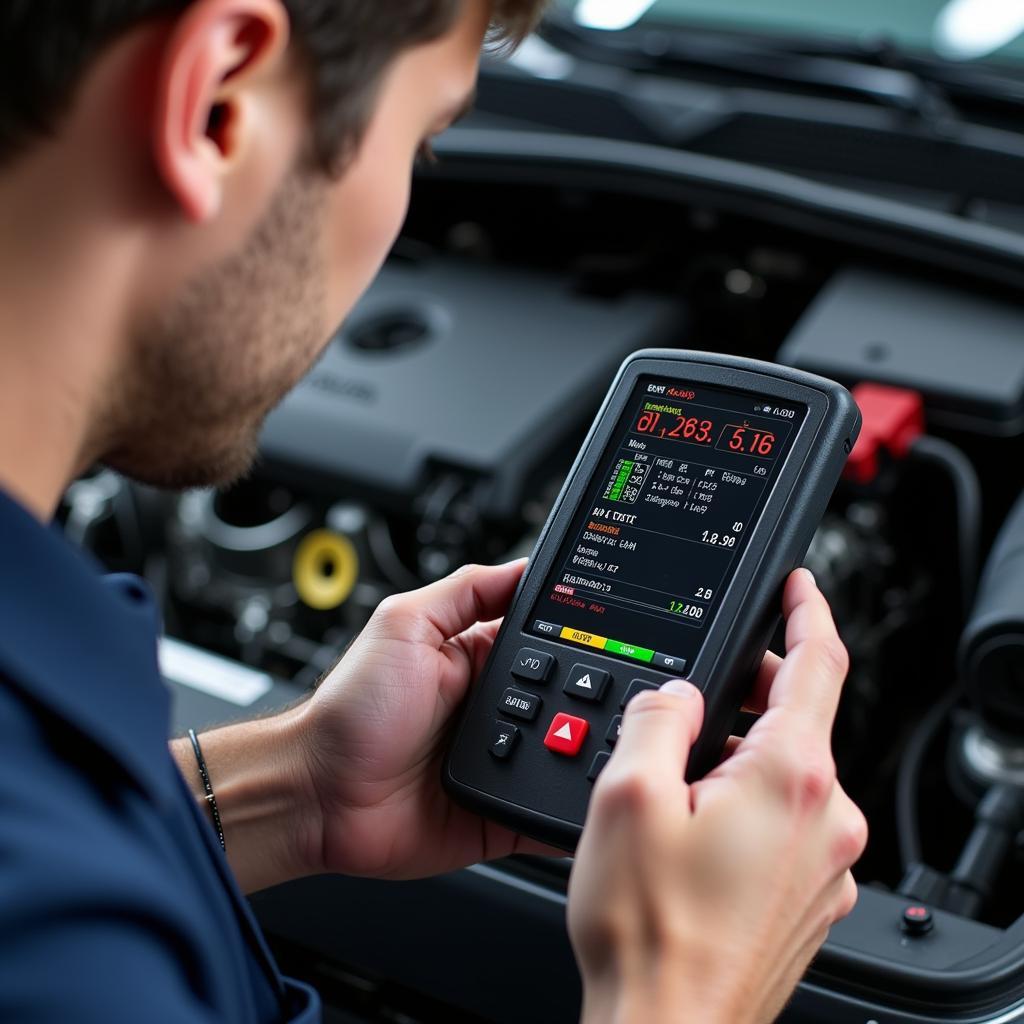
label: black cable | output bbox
[909,435,982,617]
[895,684,962,872]
[893,438,980,871]
[946,783,1024,917]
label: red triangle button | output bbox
[544,712,589,757]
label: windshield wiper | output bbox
[541,16,1024,130]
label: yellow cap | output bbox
[293,530,359,611]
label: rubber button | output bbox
[564,663,611,702]
[605,715,623,746]
[489,720,519,760]
[499,687,541,722]
[653,652,687,674]
[511,648,554,683]
[587,751,611,782]
[543,713,589,757]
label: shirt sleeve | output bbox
[0,682,223,1024]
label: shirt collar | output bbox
[0,487,175,806]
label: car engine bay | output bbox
[65,45,1024,1024]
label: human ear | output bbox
[152,0,290,223]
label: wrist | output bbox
[581,959,753,1024]
[176,702,324,892]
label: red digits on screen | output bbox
[728,427,776,455]
[665,415,714,442]
[636,409,717,446]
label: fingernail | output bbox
[661,679,698,698]
[802,567,817,587]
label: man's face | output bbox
[104,3,488,489]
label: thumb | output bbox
[368,560,527,646]
[605,680,705,793]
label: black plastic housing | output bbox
[961,491,1024,734]
[443,349,860,850]
[260,258,674,520]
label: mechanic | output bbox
[0,2,867,1022]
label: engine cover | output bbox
[260,257,677,520]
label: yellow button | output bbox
[560,627,608,650]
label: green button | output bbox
[604,639,655,663]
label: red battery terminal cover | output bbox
[844,383,925,484]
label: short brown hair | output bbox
[0,1,548,170]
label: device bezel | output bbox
[443,349,859,849]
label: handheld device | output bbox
[443,350,861,850]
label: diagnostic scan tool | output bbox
[444,350,860,850]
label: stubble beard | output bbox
[102,166,329,491]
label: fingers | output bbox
[834,870,859,922]
[449,618,503,679]
[370,560,526,645]
[767,569,849,732]
[826,789,869,880]
[717,572,855,825]
[599,681,706,797]
[742,650,783,714]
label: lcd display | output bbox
[529,375,808,673]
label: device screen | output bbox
[529,375,808,673]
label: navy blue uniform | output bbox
[0,489,320,1023]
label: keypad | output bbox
[482,644,652,777]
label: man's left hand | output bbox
[291,560,559,879]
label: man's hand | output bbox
[290,559,558,880]
[568,569,867,1024]
[175,559,556,892]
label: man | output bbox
[0,2,867,1022]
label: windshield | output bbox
[558,0,1024,66]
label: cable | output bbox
[910,435,983,617]
[895,683,962,872]
[844,384,980,618]
[945,783,1024,918]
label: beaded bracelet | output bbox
[187,728,226,853]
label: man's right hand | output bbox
[568,568,867,1024]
